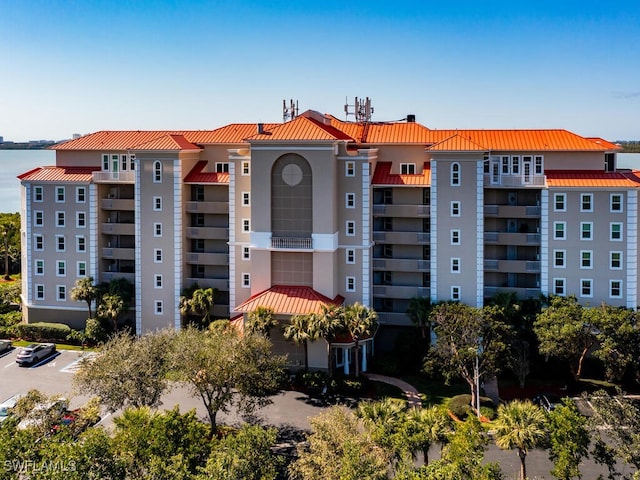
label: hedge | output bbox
[14,322,72,342]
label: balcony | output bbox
[185,201,229,215]
[271,237,313,250]
[102,247,135,261]
[186,252,229,265]
[373,231,430,244]
[373,204,430,217]
[376,312,414,327]
[373,285,429,299]
[484,286,540,299]
[101,198,135,211]
[484,232,540,245]
[186,227,229,240]
[484,174,546,188]
[92,171,135,184]
[372,258,429,272]
[484,205,541,217]
[101,271,135,283]
[483,259,541,273]
[185,277,229,291]
[101,222,135,235]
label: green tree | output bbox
[0,212,20,280]
[357,398,407,463]
[73,330,174,411]
[547,400,590,480]
[308,304,344,378]
[290,405,391,480]
[70,277,99,320]
[343,302,378,377]
[283,314,319,370]
[247,306,277,338]
[97,293,126,332]
[406,296,432,340]
[403,405,453,466]
[179,285,216,327]
[170,327,286,435]
[494,400,547,480]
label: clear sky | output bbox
[1,0,639,142]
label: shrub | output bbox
[294,371,328,394]
[448,394,473,419]
[14,322,72,342]
[85,318,108,344]
[480,405,496,421]
[0,311,21,328]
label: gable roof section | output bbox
[18,166,99,182]
[132,134,201,151]
[428,133,488,152]
[546,170,640,188]
[183,161,229,184]
[247,116,354,142]
[234,285,344,315]
[328,116,433,144]
[372,162,431,186]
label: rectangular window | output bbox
[55,186,65,203]
[153,196,162,211]
[154,161,162,183]
[423,188,430,206]
[215,163,229,173]
[610,280,622,298]
[553,278,566,296]
[554,222,566,240]
[511,156,520,174]
[451,229,460,245]
[580,250,592,269]
[610,193,623,212]
[346,221,356,236]
[77,261,87,277]
[346,248,356,264]
[57,285,66,301]
[400,163,416,174]
[76,187,86,203]
[451,201,460,217]
[242,246,250,260]
[76,236,86,252]
[554,193,566,212]
[56,235,65,252]
[610,251,623,270]
[154,223,162,237]
[121,154,128,171]
[580,279,593,298]
[76,212,86,228]
[610,223,623,241]
[35,259,44,276]
[34,211,43,227]
[581,194,593,212]
[242,273,250,288]
[242,192,250,206]
[193,185,205,202]
[345,193,355,208]
[242,219,250,233]
[102,154,109,171]
[554,250,566,268]
[154,275,163,288]
[451,258,460,273]
[534,156,543,175]
[346,276,356,292]
[580,222,593,240]
[383,244,393,258]
[154,249,163,263]
[56,211,65,227]
[36,284,44,300]
[130,154,136,170]
[155,301,163,315]
[345,161,355,177]
[34,186,43,202]
[451,286,460,301]
[451,163,460,186]
[34,235,44,251]
[242,161,250,176]
[501,156,510,174]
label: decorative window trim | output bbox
[77,261,87,277]
[242,247,250,260]
[76,212,86,228]
[451,229,460,245]
[56,260,66,277]
[57,285,66,301]
[345,193,356,209]
[76,235,86,253]
[242,273,251,288]
[55,186,65,203]
[346,276,356,292]
[346,248,356,264]
[242,192,250,206]
[553,249,566,268]
[610,251,623,270]
[34,186,44,202]
[241,161,250,176]
[451,257,460,273]
[242,219,250,233]
[450,162,460,186]
[35,284,45,300]
[580,193,593,212]
[154,249,163,263]
[345,161,355,177]
[34,235,44,251]
[553,193,566,212]
[346,221,356,237]
[609,279,622,298]
[153,161,162,183]
[553,278,566,296]
[450,201,461,217]
[155,301,163,315]
[154,223,163,237]
[55,235,65,252]
[76,186,86,203]
[154,275,163,289]
[580,278,593,298]
[56,211,65,227]
[580,222,593,241]
[580,250,593,269]
[35,259,44,276]
[610,222,623,241]
[553,221,566,240]
[610,193,623,213]
[153,196,162,211]
[451,286,460,301]
[400,163,416,175]
[34,211,43,227]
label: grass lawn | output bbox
[10,339,98,352]
[401,374,469,406]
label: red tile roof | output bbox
[372,162,431,186]
[428,134,487,152]
[183,161,229,184]
[247,115,353,142]
[234,285,344,315]
[17,166,99,182]
[132,134,201,151]
[546,170,640,188]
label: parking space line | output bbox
[60,352,96,373]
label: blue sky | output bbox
[1,0,639,142]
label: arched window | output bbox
[451,162,460,186]
[153,161,162,183]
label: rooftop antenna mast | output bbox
[344,96,374,122]
[283,99,299,122]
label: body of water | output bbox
[1,150,639,214]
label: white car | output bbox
[0,394,23,423]
[15,343,56,366]
[0,340,12,354]
[17,398,68,430]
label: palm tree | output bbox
[179,285,215,327]
[406,296,432,340]
[283,314,317,370]
[247,306,277,338]
[343,303,378,377]
[97,293,125,332]
[494,399,547,480]
[308,304,344,378]
[405,405,452,465]
[70,277,99,319]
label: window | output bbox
[580,250,592,269]
[154,223,162,237]
[155,301,163,315]
[451,162,460,186]
[154,249,163,263]
[451,201,460,217]
[580,222,593,240]
[153,196,162,211]
[610,251,623,270]
[400,163,416,174]
[610,194,623,212]
[534,156,544,175]
[56,211,65,227]
[501,156,509,174]
[34,211,43,227]
[76,187,86,203]
[194,213,205,227]
[36,285,44,300]
[121,154,128,171]
[451,258,460,273]
[345,161,355,177]
[130,154,136,170]
[345,193,355,208]
[34,235,44,251]
[34,186,43,202]
[242,247,250,260]
[57,285,66,301]
[451,229,460,245]
[451,286,460,301]
[242,161,250,176]
[215,163,229,173]
[102,154,109,171]
[242,273,250,288]
[242,219,250,233]
[580,279,593,298]
[610,280,622,298]
[77,262,87,277]
[154,275,163,288]
[56,235,65,252]
[511,156,520,174]
[193,185,205,202]
[153,161,162,183]
[383,244,393,258]
[553,222,566,240]
[581,194,593,212]
[346,221,355,236]
[346,248,356,264]
[554,250,566,268]
[610,223,623,241]
[242,192,250,206]
[554,193,566,212]
[76,236,86,252]
[422,188,430,205]
[76,212,86,228]
[553,278,566,296]
[55,186,65,203]
[35,259,44,276]
[346,277,356,292]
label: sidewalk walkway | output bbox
[364,373,422,409]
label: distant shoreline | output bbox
[0,142,55,150]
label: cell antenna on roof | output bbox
[344,97,374,122]
[283,99,298,122]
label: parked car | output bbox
[0,394,23,423]
[532,392,563,412]
[0,340,12,354]
[15,343,56,366]
[17,398,68,430]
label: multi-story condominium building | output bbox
[18,108,631,372]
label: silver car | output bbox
[0,394,23,423]
[0,340,11,354]
[16,343,56,366]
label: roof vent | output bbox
[257,123,264,134]
[407,114,416,123]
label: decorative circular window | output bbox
[281,163,303,186]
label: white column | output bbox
[343,348,349,375]
[362,343,367,372]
